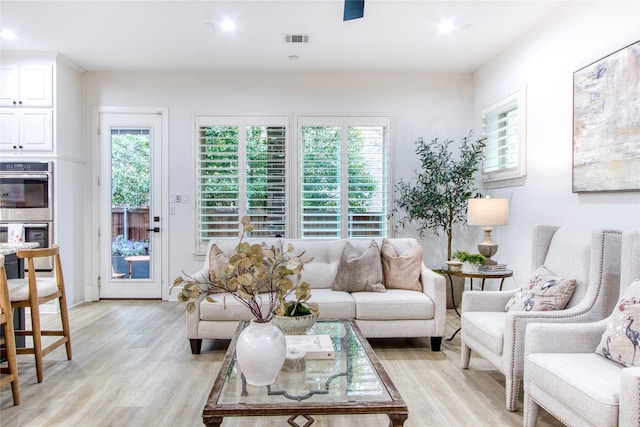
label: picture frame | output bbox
[572,40,640,192]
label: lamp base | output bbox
[477,242,498,265]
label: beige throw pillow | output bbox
[207,243,229,292]
[333,241,385,293]
[380,239,423,292]
[504,265,576,312]
[596,280,640,367]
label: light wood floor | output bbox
[0,301,563,427]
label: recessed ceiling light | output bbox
[220,20,237,32]
[0,30,18,40]
[438,20,455,34]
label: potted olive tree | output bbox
[391,131,485,307]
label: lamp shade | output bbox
[467,197,509,226]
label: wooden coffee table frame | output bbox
[202,320,408,427]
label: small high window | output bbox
[481,88,527,187]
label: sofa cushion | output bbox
[301,288,356,319]
[352,289,434,320]
[380,239,423,291]
[596,280,640,367]
[199,293,272,321]
[333,241,385,293]
[526,353,620,426]
[505,265,576,312]
[460,311,505,355]
[282,240,346,289]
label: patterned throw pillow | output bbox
[596,280,640,367]
[504,265,576,312]
[380,239,423,291]
[333,241,385,293]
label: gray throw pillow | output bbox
[333,241,385,293]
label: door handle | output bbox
[146,227,160,233]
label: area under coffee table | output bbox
[202,320,408,427]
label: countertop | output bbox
[0,242,40,255]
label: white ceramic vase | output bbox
[236,319,287,386]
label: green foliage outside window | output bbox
[111,134,150,208]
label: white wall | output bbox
[473,1,640,289]
[83,71,475,296]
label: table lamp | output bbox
[467,197,509,265]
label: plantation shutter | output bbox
[300,122,342,238]
[347,121,389,237]
[197,118,241,244]
[246,124,287,237]
[196,116,289,251]
[299,116,390,238]
[482,97,519,174]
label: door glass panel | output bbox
[110,128,151,280]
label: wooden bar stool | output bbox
[0,254,20,405]
[8,245,72,383]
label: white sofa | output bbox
[186,237,446,354]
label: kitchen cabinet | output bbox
[0,108,53,151]
[0,62,53,152]
[0,64,53,107]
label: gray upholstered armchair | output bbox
[523,230,640,426]
[460,225,623,411]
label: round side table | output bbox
[443,266,513,340]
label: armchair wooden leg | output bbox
[460,342,471,369]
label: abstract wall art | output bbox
[573,40,640,192]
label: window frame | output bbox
[481,87,527,188]
[294,114,392,239]
[194,113,393,252]
[194,115,291,253]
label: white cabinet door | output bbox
[19,65,53,107]
[0,64,19,107]
[0,64,52,107]
[0,108,52,151]
[20,109,53,151]
[0,109,19,150]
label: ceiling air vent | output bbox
[284,34,310,44]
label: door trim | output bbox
[89,106,169,300]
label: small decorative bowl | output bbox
[445,260,463,272]
[272,313,319,335]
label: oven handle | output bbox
[0,223,50,228]
[0,174,50,180]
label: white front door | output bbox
[97,111,165,298]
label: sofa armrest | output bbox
[524,319,608,356]
[620,367,640,426]
[461,289,518,313]
[421,265,446,336]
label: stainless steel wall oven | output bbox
[0,161,53,271]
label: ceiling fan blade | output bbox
[343,0,365,21]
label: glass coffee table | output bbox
[202,320,408,426]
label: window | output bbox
[298,116,390,238]
[195,114,391,251]
[481,87,526,187]
[196,116,288,252]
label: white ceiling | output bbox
[0,0,567,73]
